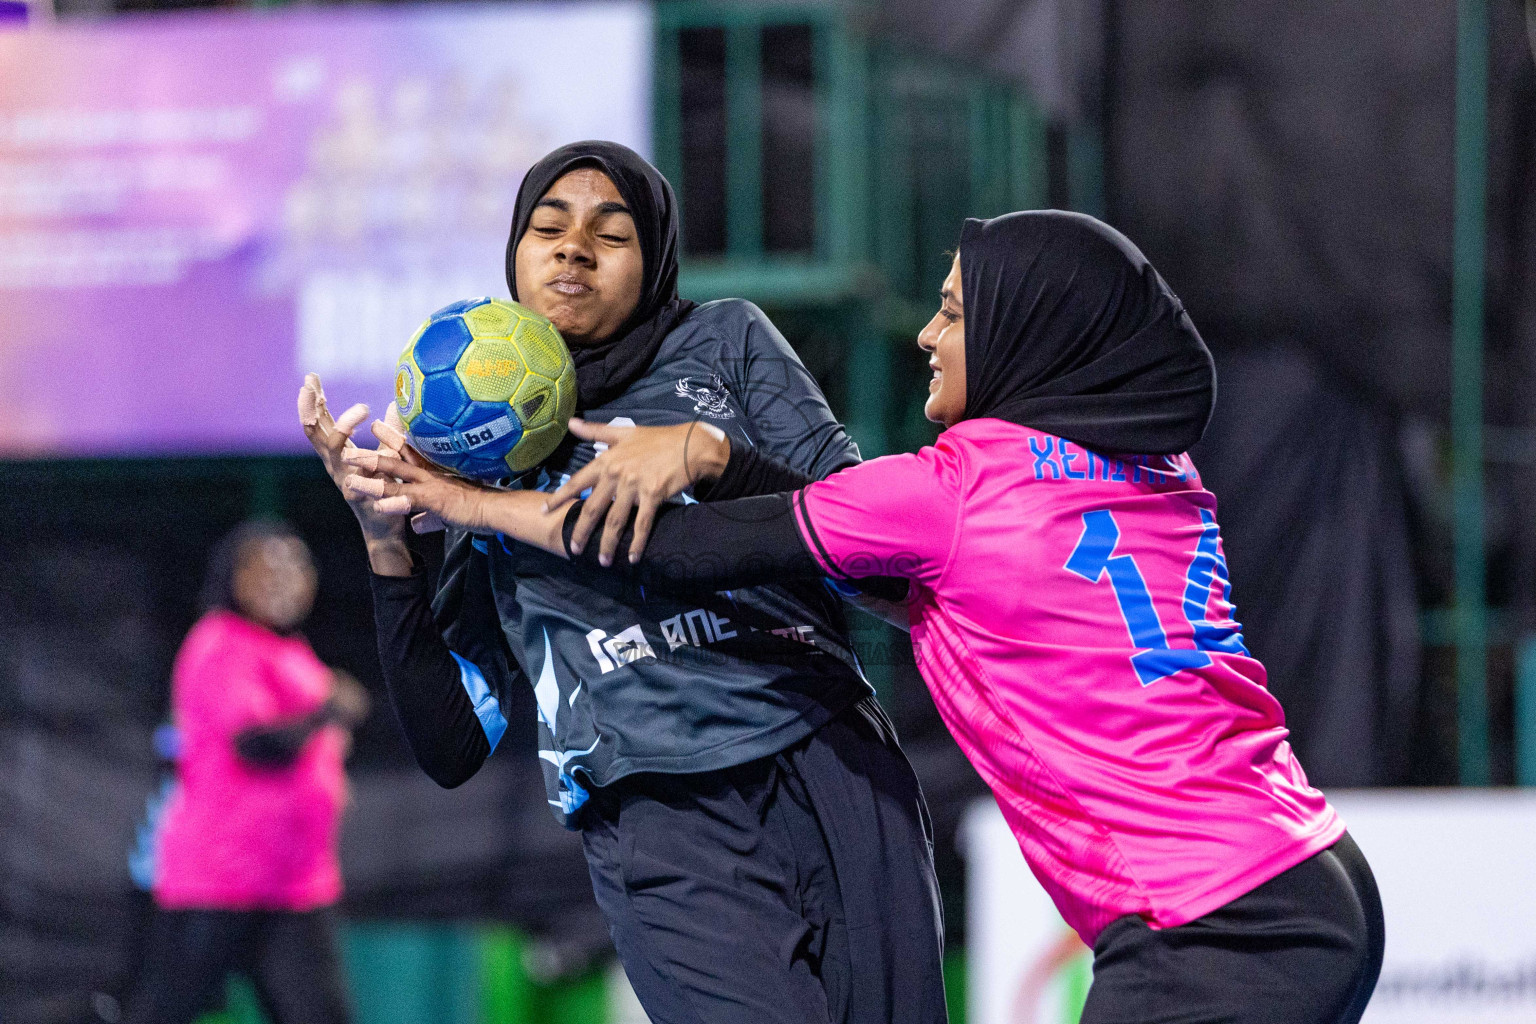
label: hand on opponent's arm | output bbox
[543,418,731,566]
[341,446,571,558]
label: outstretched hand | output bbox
[299,373,404,547]
[543,417,730,566]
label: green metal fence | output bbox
[1451,0,1490,786]
[654,1,1049,460]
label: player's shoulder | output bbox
[936,418,1059,464]
[925,418,1013,461]
[690,297,767,328]
[838,429,973,498]
[942,417,1037,443]
[182,609,242,648]
[674,298,781,351]
[659,299,804,395]
[905,418,1036,492]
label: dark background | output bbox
[4,1,1535,1020]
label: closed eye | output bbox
[939,308,960,323]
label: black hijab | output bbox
[506,140,696,410]
[958,210,1215,455]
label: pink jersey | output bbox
[155,611,347,911]
[794,417,1342,945]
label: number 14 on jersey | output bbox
[1066,508,1249,685]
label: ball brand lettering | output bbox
[421,417,513,456]
[460,357,518,379]
[463,425,497,445]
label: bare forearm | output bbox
[477,490,570,557]
[340,447,568,558]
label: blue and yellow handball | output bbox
[394,297,577,480]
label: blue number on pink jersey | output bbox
[1182,509,1249,656]
[1066,508,1247,685]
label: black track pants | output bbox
[581,697,949,1024]
[124,907,352,1024]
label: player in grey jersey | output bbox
[302,141,946,1024]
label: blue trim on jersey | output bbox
[451,651,507,753]
[823,577,861,598]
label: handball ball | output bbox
[394,297,577,481]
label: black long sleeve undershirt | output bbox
[572,442,908,602]
[565,492,819,592]
[693,440,823,501]
[369,560,489,788]
[560,488,911,605]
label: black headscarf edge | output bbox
[505,141,678,321]
[504,141,696,411]
[956,210,1216,456]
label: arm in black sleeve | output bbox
[693,441,821,501]
[564,492,911,603]
[721,300,862,477]
[435,531,519,678]
[370,559,490,789]
[683,447,909,603]
[562,492,845,594]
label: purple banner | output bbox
[0,3,650,456]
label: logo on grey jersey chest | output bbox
[674,374,735,419]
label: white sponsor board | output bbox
[965,791,1536,1024]
[1331,790,1536,1023]
[964,799,1091,1024]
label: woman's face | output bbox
[513,168,645,347]
[233,535,318,632]
[918,254,967,427]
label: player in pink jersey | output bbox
[345,210,1384,1023]
[127,522,368,1024]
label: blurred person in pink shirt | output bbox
[348,211,1385,1024]
[127,521,368,1024]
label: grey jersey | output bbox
[433,300,871,826]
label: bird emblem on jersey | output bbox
[674,375,734,419]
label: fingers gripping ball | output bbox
[395,298,577,481]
